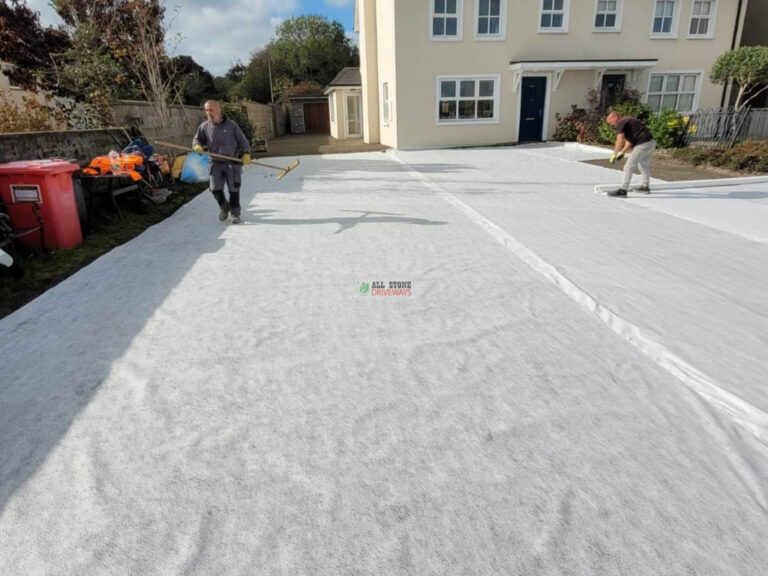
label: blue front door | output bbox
[519,77,547,142]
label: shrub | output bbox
[221,103,254,145]
[721,140,768,172]
[671,140,768,173]
[552,107,581,141]
[598,100,653,144]
[647,108,688,149]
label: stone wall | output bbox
[0,128,133,164]
[239,101,275,140]
[111,100,205,146]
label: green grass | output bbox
[0,181,208,320]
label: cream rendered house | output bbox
[356,0,751,149]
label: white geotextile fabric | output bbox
[1,144,767,575]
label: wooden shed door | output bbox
[303,102,330,133]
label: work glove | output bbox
[193,144,204,155]
[241,153,251,166]
[608,151,625,164]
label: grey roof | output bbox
[327,67,361,87]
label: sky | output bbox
[26,0,357,77]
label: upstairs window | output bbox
[539,0,568,32]
[594,0,619,30]
[652,0,677,35]
[477,0,504,38]
[432,0,463,40]
[647,73,699,113]
[437,76,499,124]
[689,0,715,37]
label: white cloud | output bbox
[170,0,300,75]
[24,0,301,77]
[325,0,355,6]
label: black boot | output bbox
[607,188,627,197]
[211,189,229,221]
[229,191,241,223]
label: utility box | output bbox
[0,159,82,249]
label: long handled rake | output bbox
[155,140,300,180]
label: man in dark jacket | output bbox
[193,100,251,223]
[605,110,656,197]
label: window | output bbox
[594,0,620,30]
[382,82,391,126]
[476,0,505,39]
[437,76,499,124]
[652,0,677,35]
[431,0,462,40]
[329,96,335,124]
[647,73,699,113]
[689,0,715,37]
[539,0,569,32]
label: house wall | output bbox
[359,0,381,145]
[377,0,398,148]
[364,0,742,148]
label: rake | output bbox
[155,140,300,180]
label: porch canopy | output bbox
[509,59,657,92]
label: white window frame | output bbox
[474,0,507,41]
[687,0,717,39]
[646,71,702,114]
[436,74,501,125]
[329,95,335,124]
[538,0,570,33]
[593,0,622,32]
[650,0,680,38]
[430,0,463,41]
[382,81,391,126]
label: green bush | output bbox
[221,103,254,146]
[647,109,688,149]
[598,100,654,144]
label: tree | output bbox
[710,46,768,110]
[52,0,182,130]
[0,0,70,93]
[171,55,217,106]
[268,15,358,88]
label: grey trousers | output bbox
[210,162,243,215]
[622,140,656,189]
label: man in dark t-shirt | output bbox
[605,111,656,197]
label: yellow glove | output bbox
[608,151,624,164]
[241,153,251,166]
[193,144,204,155]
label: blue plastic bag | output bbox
[180,153,211,183]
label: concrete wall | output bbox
[239,101,276,140]
[0,128,133,164]
[111,100,205,146]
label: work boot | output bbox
[636,185,651,194]
[228,191,241,223]
[607,188,627,197]
[211,190,229,221]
